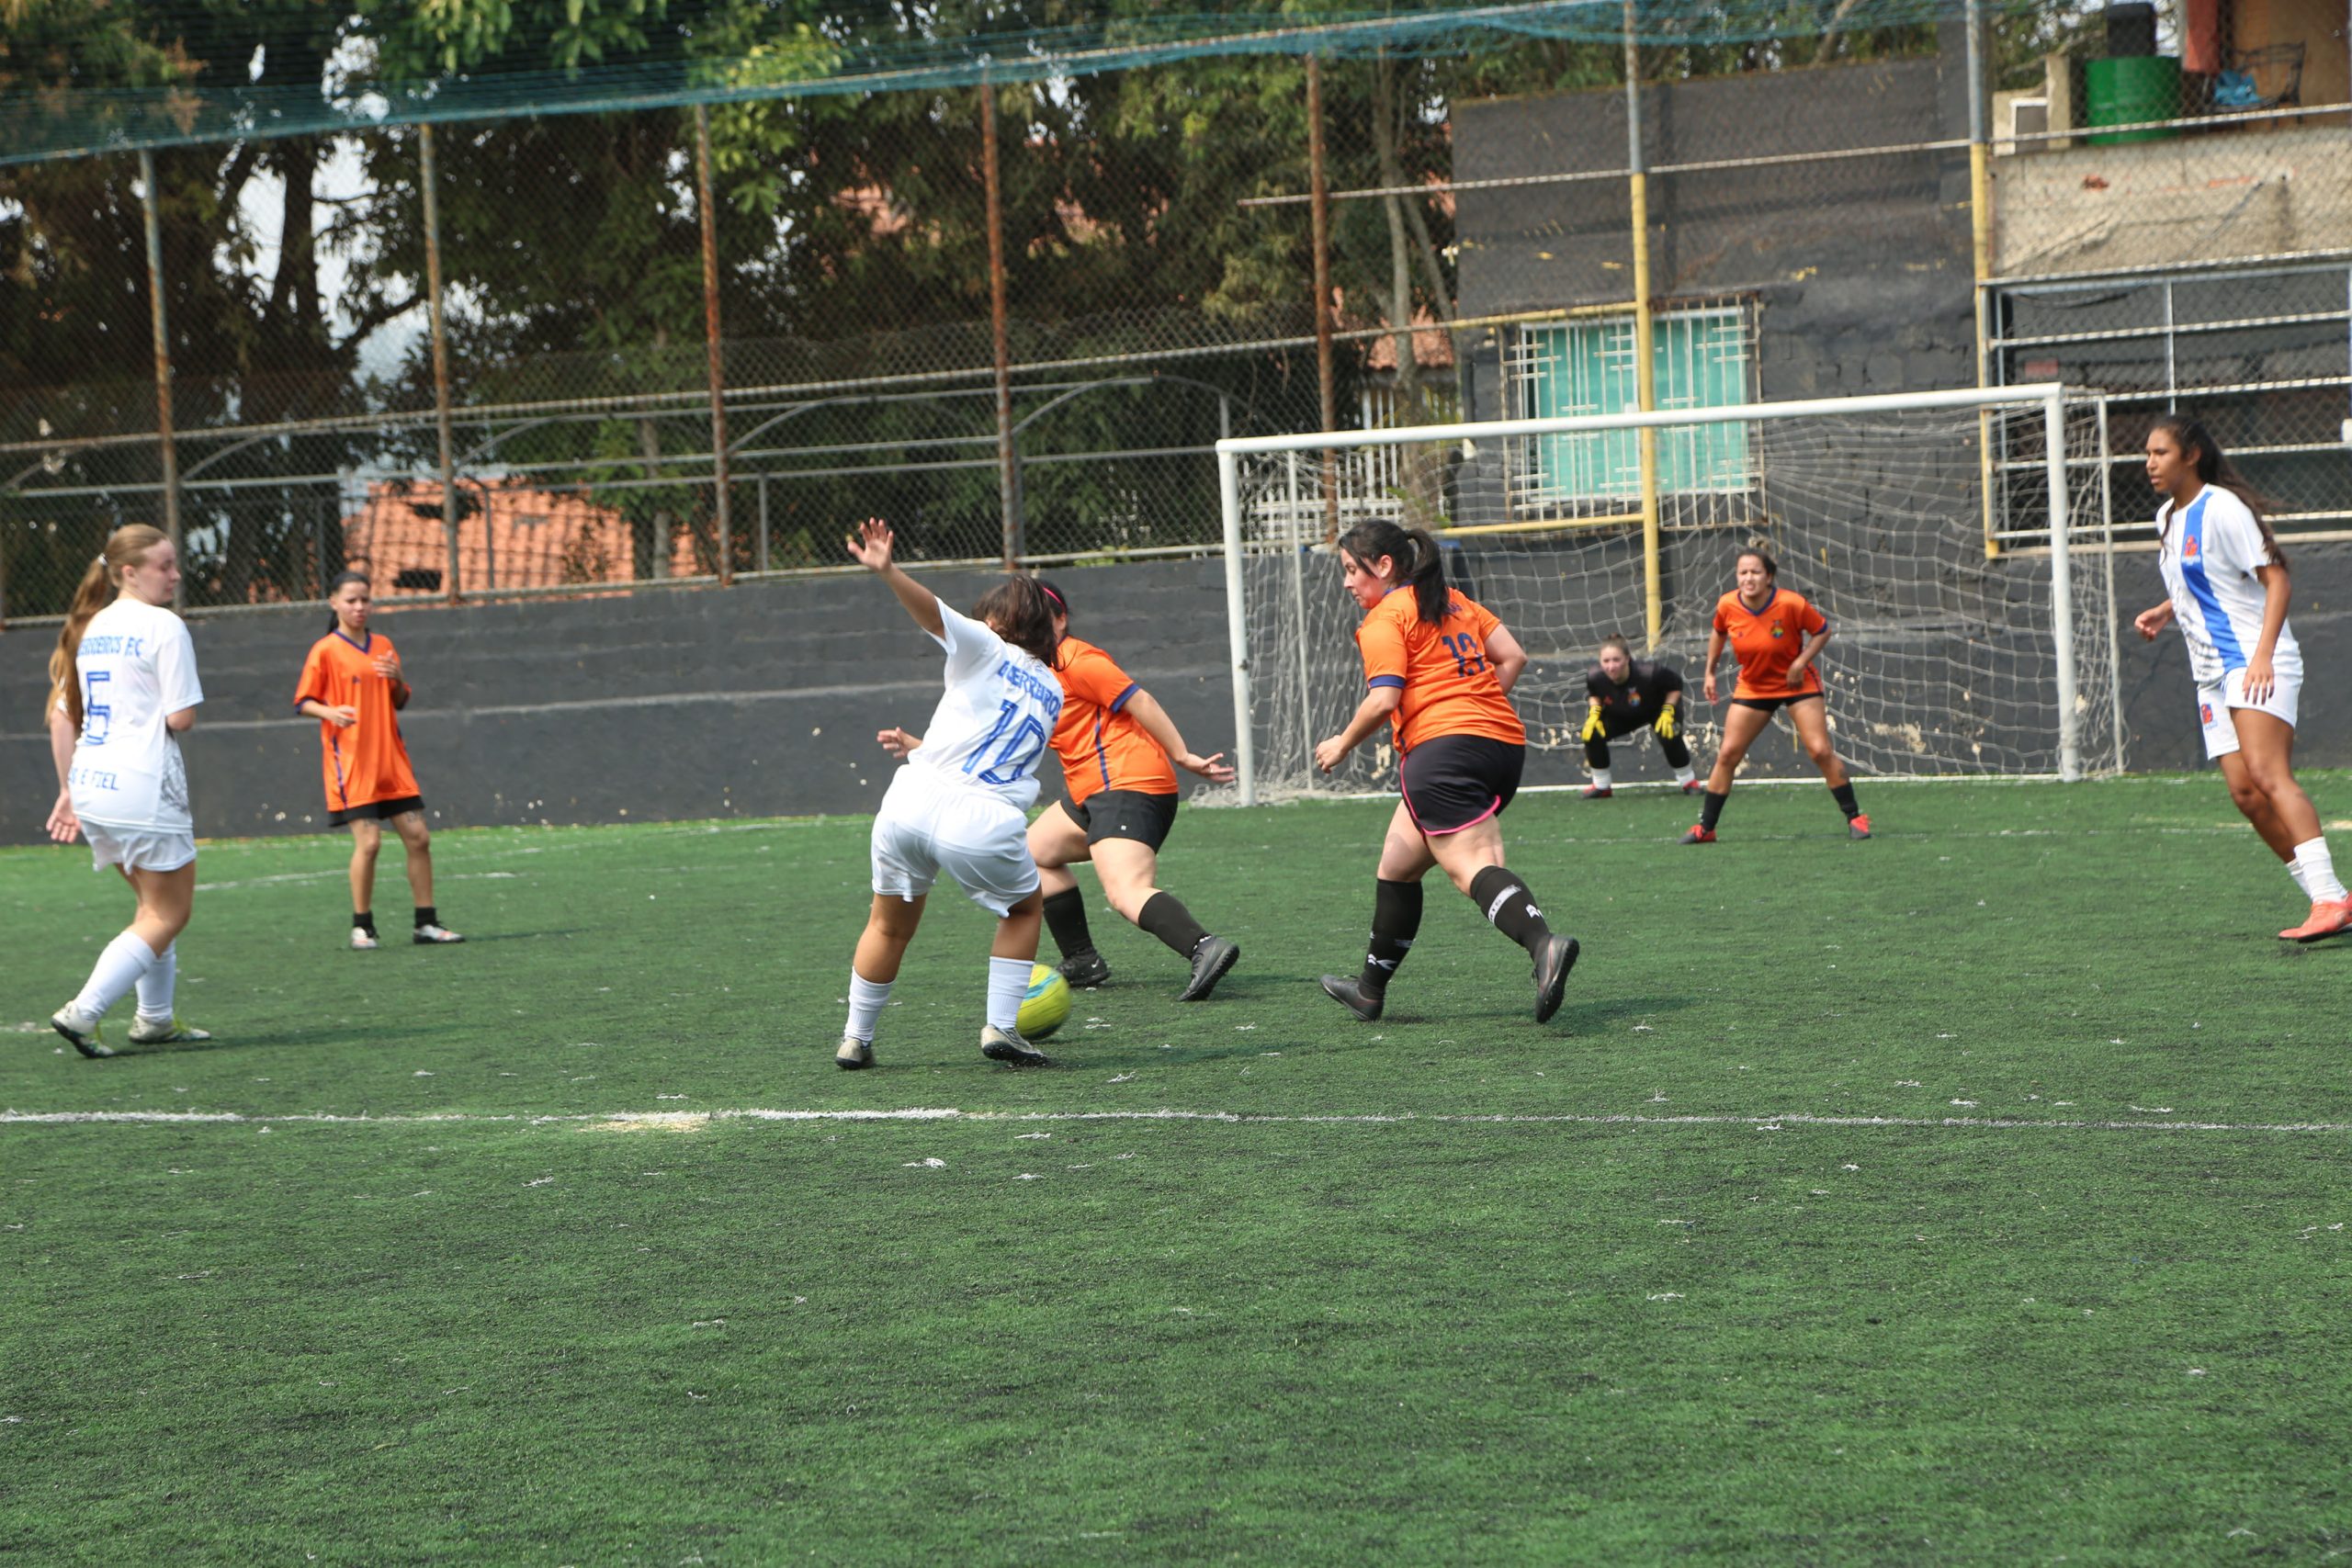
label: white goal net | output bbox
[1215,385,2120,805]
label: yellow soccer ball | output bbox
[1017,962,1074,1041]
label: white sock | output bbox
[1589,768,1612,790]
[2286,857,2312,899]
[133,942,176,1023]
[1674,764,1697,785]
[2293,838,2346,903]
[72,931,160,1019]
[987,955,1032,1034]
[844,970,893,1043]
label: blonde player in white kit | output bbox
[836,518,1065,1069]
[42,525,213,1055]
[2133,414,2352,942]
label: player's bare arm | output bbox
[165,705,198,733]
[877,726,922,759]
[2133,600,2176,640]
[844,518,946,640]
[45,700,80,843]
[1782,626,1833,687]
[1702,628,1729,703]
[1486,626,1528,694]
[300,699,360,729]
[1123,689,1237,784]
[2244,562,2291,702]
[1315,685,1404,773]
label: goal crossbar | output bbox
[1215,384,2088,805]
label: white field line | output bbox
[3,1107,2348,1134]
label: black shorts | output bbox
[1399,735,1523,836]
[1730,693,1824,716]
[1597,707,1674,742]
[328,795,425,828]
[1068,790,1179,851]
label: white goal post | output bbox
[1216,383,2119,807]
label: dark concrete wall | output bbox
[11,546,2352,844]
[1,563,1238,843]
[1453,44,1976,418]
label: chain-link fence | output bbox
[3,2,2346,623]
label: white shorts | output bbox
[2198,667,2301,760]
[82,819,198,874]
[870,770,1038,918]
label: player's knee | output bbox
[1804,739,1837,766]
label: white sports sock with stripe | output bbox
[133,942,176,1024]
[72,931,159,1019]
[2292,838,2346,903]
[986,955,1032,1034]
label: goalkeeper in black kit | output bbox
[1579,635,1701,798]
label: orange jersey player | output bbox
[1310,519,1577,1026]
[878,578,1242,1000]
[1683,547,1869,845]
[294,572,462,948]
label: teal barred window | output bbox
[1513,309,1754,507]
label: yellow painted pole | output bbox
[1625,4,1662,648]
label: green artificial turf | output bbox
[6,777,2350,1562]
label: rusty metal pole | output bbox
[418,123,463,603]
[138,149,184,609]
[981,80,1019,569]
[1307,55,1339,546]
[693,105,735,585]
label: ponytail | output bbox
[2152,414,2286,569]
[47,524,167,731]
[1338,519,1451,626]
[973,575,1058,665]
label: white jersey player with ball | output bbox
[43,525,213,1055]
[2135,414,2351,942]
[837,517,1066,1070]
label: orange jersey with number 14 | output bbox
[1355,586,1526,754]
[292,630,421,812]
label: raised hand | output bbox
[844,517,897,572]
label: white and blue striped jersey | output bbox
[67,597,203,829]
[2156,486,2299,688]
[910,602,1064,809]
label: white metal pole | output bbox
[2044,389,2080,781]
[2096,395,2126,773]
[1220,447,1258,806]
[1285,452,1313,789]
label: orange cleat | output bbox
[1849,814,1872,840]
[1679,778,1704,795]
[2278,897,2352,943]
[1580,784,1613,800]
[1679,824,1716,844]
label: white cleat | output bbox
[351,927,380,951]
[836,1036,875,1071]
[51,1004,111,1059]
[979,1024,1050,1067]
[413,923,465,945]
[128,1015,212,1046]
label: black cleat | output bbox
[1058,950,1112,989]
[1532,934,1580,1024]
[980,1025,1051,1067]
[1178,936,1239,1001]
[1318,975,1385,1022]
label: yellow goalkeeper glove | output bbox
[1579,701,1606,743]
[1655,703,1678,741]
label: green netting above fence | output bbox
[2,0,2021,164]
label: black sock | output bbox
[1042,887,1095,959]
[353,910,377,936]
[1468,864,1553,957]
[1831,782,1860,820]
[1659,733,1692,770]
[1582,738,1611,771]
[1360,877,1423,992]
[1700,790,1728,830]
[413,906,437,930]
[1136,891,1211,959]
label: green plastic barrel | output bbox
[2085,55,2181,143]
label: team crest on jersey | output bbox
[2184,534,2200,559]
[1770,621,1786,638]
